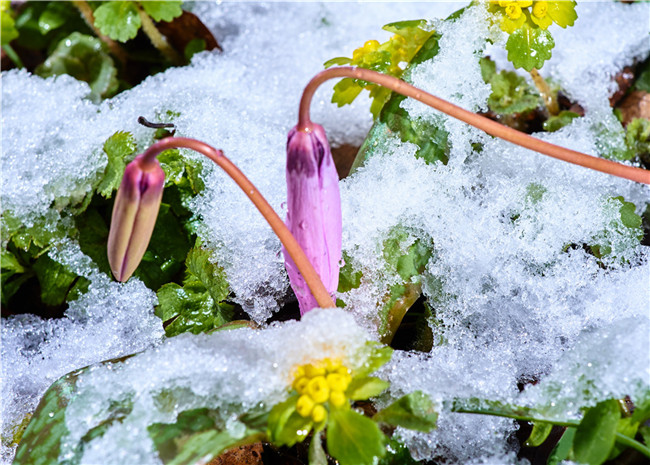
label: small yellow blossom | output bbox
[307,376,330,403]
[303,363,325,378]
[326,373,350,392]
[311,404,327,423]
[329,390,347,407]
[294,377,309,394]
[296,395,315,417]
[533,1,548,18]
[505,4,522,20]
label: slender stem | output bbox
[2,44,23,69]
[452,404,650,459]
[615,432,650,458]
[141,137,336,309]
[136,5,184,66]
[530,68,559,115]
[72,0,128,64]
[298,67,650,185]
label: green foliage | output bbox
[451,396,650,463]
[572,399,621,465]
[632,59,650,93]
[93,1,142,42]
[525,421,552,447]
[373,391,438,432]
[589,196,643,260]
[505,23,554,72]
[355,341,394,378]
[324,19,436,117]
[155,243,232,337]
[267,394,311,447]
[93,1,183,43]
[543,110,580,132]
[36,32,118,102]
[97,131,138,197]
[327,408,386,465]
[346,377,389,401]
[625,117,650,167]
[480,57,541,115]
[1,1,18,46]
[13,367,83,465]
[139,1,183,22]
[149,408,264,465]
[488,1,576,71]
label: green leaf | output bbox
[546,0,577,29]
[93,1,141,42]
[327,408,386,465]
[149,408,265,465]
[267,395,312,448]
[32,254,79,307]
[626,117,650,166]
[97,131,138,197]
[614,196,643,230]
[331,78,364,107]
[13,367,84,465]
[480,57,541,115]
[139,1,182,22]
[35,32,118,101]
[525,421,552,447]
[506,23,554,71]
[346,377,389,401]
[324,56,352,68]
[373,391,437,432]
[572,399,620,465]
[155,243,231,337]
[548,427,576,465]
[632,60,650,93]
[337,253,362,294]
[37,1,69,34]
[543,110,580,132]
[355,342,393,378]
[309,431,328,465]
[1,4,18,46]
[267,395,299,444]
[133,202,192,290]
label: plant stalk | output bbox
[530,68,559,115]
[140,137,336,309]
[2,44,23,69]
[71,0,128,64]
[136,5,184,66]
[298,67,650,185]
[452,403,650,459]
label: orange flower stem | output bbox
[141,137,336,309]
[298,67,650,185]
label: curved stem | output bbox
[298,67,650,185]
[141,137,336,309]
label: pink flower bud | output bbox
[283,124,342,315]
[107,155,165,282]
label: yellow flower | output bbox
[311,404,327,423]
[533,1,548,18]
[505,4,522,20]
[326,373,350,392]
[307,376,330,403]
[294,376,309,394]
[296,395,315,417]
[303,363,325,378]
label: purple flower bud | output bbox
[283,124,342,315]
[107,155,165,282]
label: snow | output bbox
[2,1,650,464]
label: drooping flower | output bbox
[283,123,342,315]
[107,154,165,282]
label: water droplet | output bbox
[281,201,287,210]
[338,258,345,267]
[299,221,307,230]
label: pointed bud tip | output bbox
[107,155,165,283]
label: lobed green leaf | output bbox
[505,23,554,71]
[572,399,620,465]
[139,1,183,22]
[93,1,141,42]
[373,391,438,432]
